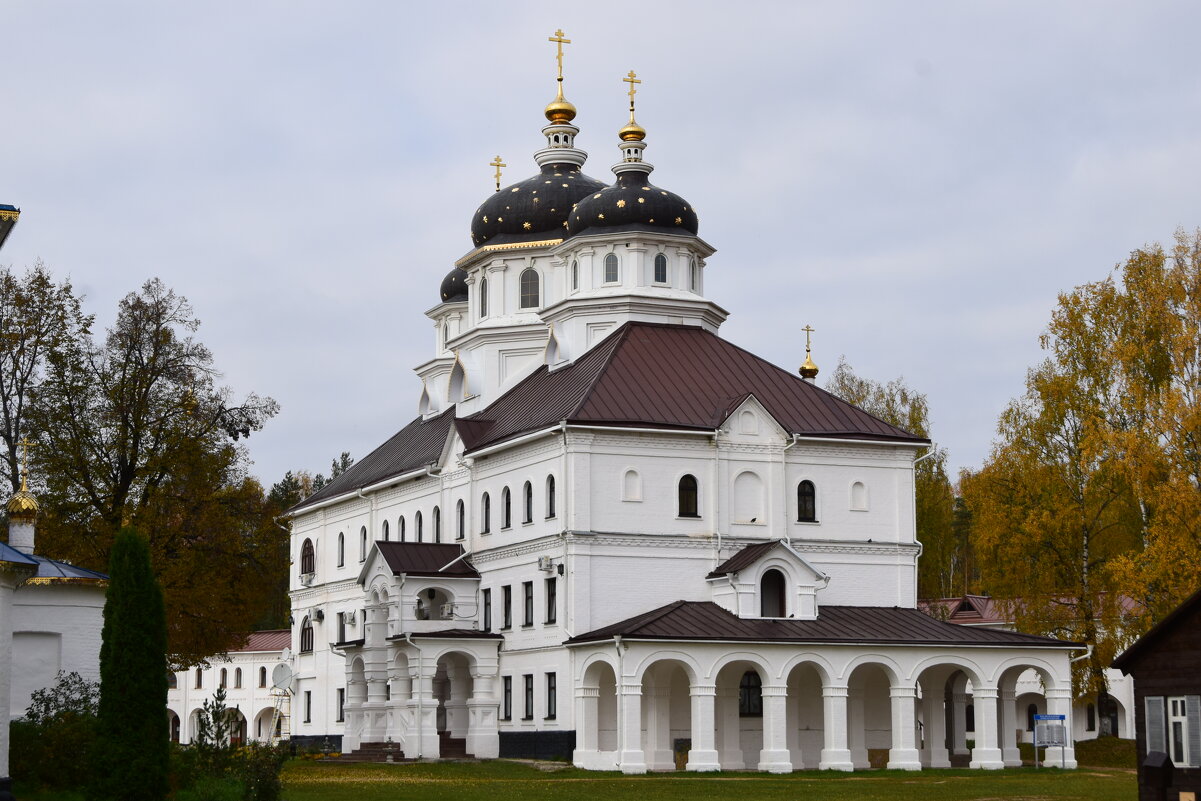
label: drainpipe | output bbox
[614,635,624,767]
[1070,644,1094,664]
[404,632,422,759]
[781,434,800,545]
[711,429,722,568]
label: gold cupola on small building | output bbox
[6,473,39,523]
[799,325,819,382]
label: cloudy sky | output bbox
[3,2,1200,487]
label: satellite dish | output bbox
[271,663,293,691]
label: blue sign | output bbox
[1034,714,1066,721]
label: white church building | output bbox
[278,38,1082,772]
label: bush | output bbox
[10,671,100,791]
[174,776,245,801]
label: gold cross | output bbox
[17,436,36,486]
[490,155,506,192]
[802,325,815,351]
[624,70,641,112]
[548,29,571,81]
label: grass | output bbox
[279,759,1137,801]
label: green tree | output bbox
[25,278,280,665]
[825,359,958,599]
[91,528,168,801]
[312,451,354,492]
[0,262,91,493]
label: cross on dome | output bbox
[490,155,506,192]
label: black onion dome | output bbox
[440,267,468,303]
[567,169,699,238]
[471,162,606,248]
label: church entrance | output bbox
[433,651,475,758]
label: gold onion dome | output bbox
[6,475,39,520]
[544,91,577,124]
[618,119,646,142]
[799,352,820,380]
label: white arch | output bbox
[778,652,836,685]
[577,651,620,684]
[838,653,904,686]
[907,654,986,687]
[989,655,1066,690]
[707,650,775,683]
[631,649,703,684]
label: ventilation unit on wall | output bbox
[440,603,455,618]
[538,556,554,572]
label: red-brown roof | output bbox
[375,542,479,578]
[918,595,1009,625]
[457,323,927,453]
[566,600,1078,648]
[707,541,784,579]
[232,629,291,652]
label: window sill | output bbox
[481,531,491,536]
[795,520,820,525]
[522,624,534,630]
[522,716,534,721]
[544,620,557,626]
[522,520,533,526]
[676,515,702,520]
[544,715,557,721]
[545,515,556,521]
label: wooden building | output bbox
[1113,588,1201,801]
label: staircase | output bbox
[331,741,409,763]
[439,731,469,758]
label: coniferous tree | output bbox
[90,528,168,801]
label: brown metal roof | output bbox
[233,629,291,652]
[289,407,455,513]
[389,629,504,641]
[706,541,782,579]
[457,323,926,453]
[566,600,1078,648]
[375,542,479,578]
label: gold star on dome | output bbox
[598,213,605,219]
[523,222,532,230]
[511,187,520,192]
[532,197,541,204]
[637,197,645,203]
[482,216,489,222]
[616,199,626,208]
[648,218,654,223]
[594,194,601,199]
[497,216,504,222]
[562,183,568,187]
[675,217,682,224]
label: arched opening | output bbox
[519,268,540,309]
[360,526,368,562]
[416,511,424,542]
[846,663,895,770]
[228,709,247,746]
[689,258,699,291]
[760,569,787,617]
[482,492,491,533]
[167,672,177,690]
[337,532,345,566]
[399,515,406,542]
[523,481,533,524]
[168,709,181,743]
[220,668,228,688]
[797,480,817,522]
[234,667,242,688]
[254,708,275,742]
[678,474,699,518]
[456,499,465,540]
[433,506,441,543]
[785,662,826,769]
[416,587,454,621]
[300,538,315,576]
[299,616,314,653]
[479,277,488,317]
[382,519,390,541]
[259,666,267,688]
[571,260,579,291]
[640,659,695,770]
[714,660,767,769]
[502,487,512,528]
[546,475,556,518]
[653,252,668,283]
[576,660,619,768]
[604,253,620,283]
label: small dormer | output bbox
[358,542,482,636]
[706,540,830,621]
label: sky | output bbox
[3,2,1200,488]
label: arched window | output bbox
[168,672,177,689]
[482,492,491,534]
[623,469,641,501]
[359,526,368,562]
[502,488,512,528]
[299,617,314,654]
[195,668,203,689]
[678,474,699,518]
[300,538,315,575]
[653,253,668,283]
[382,520,390,542]
[523,481,533,524]
[604,253,619,283]
[336,532,345,567]
[220,668,228,688]
[480,277,488,317]
[433,506,441,543]
[399,515,406,542]
[760,569,786,617]
[416,511,424,542]
[690,258,699,291]
[456,499,465,540]
[546,475,556,519]
[797,480,817,522]
[738,671,763,717]
[571,260,579,291]
[519,268,540,309]
[1026,703,1038,731]
[234,668,242,689]
[259,666,268,688]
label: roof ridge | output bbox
[565,322,637,420]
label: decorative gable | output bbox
[706,539,830,621]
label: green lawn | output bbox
[281,760,1137,801]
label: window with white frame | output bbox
[653,252,668,284]
[603,253,620,284]
[519,268,540,309]
[1146,695,1201,767]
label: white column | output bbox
[716,688,743,769]
[572,686,600,766]
[618,682,647,774]
[1044,687,1078,769]
[969,686,1004,769]
[410,663,441,759]
[686,684,720,772]
[922,683,950,768]
[758,684,793,773]
[848,687,868,769]
[886,683,922,770]
[819,683,853,771]
[951,688,969,756]
[1000,688,1021,767]
[644,684,672,770]
[466,668,499,759]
